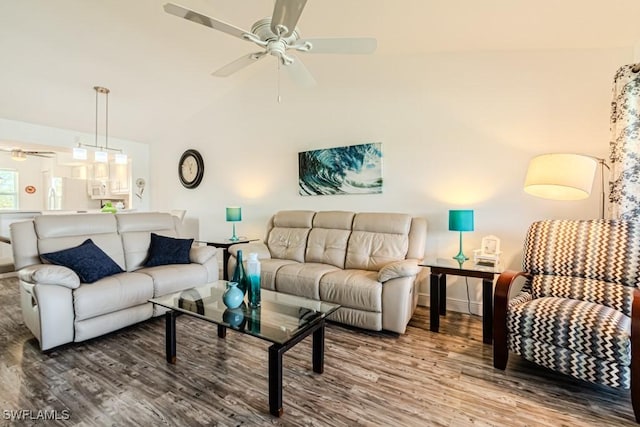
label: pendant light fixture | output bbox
[74,86,127,164]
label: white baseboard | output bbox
[417,292,483,316]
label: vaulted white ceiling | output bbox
[1,0,639,144]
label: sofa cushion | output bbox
[529,275,635,317]
[522,219,640,287]
[41,239,124,284]
[258,258,299,290]
[306,211,354,268]
[73,272,154,320]
[275,262,340,299]
[117,212,179,271]
[345,213,411,271]
[508,296,631,365]
[144,233,193,267]
[266,210,315,262]
[137,263,208,296]
[319,269,382,312]
[34,213,126,270]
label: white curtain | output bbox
[609,64,640,220]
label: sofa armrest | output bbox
[189,245,217,265]
[18,264,80,289]
[228,242,272,259]
[378,259,420,283]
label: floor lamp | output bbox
[523,153,605,217]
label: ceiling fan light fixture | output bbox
[11,150,27,161]
[163,1,377,90]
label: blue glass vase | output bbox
[222,281,244,309]
[231,250,250,296]
[223,306,245,328]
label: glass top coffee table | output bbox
[149,281,340,417]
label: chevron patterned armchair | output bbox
[493,219,640,422]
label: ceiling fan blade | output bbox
[271,0,308,37]
[212,52,266,77]
[30,153,54,158]
[163,3,250,40]
[300,38,377,54]
[26,150,55,154]
[285,56,316,87]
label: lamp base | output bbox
[229,223,239,242]
[452,231,468,265]
[452,252,468,264]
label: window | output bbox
[0,169,18,210]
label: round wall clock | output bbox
[178,149,204,189]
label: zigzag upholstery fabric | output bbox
[529,275,634,316]
[522,220,640,286]
[507,219,640,389]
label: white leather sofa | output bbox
[11,212,218,351]
[228,210,427,334]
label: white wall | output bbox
[151,46,633,313]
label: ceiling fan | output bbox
[0,148,55,161]
[163,0,377,86]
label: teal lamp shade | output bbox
[226,207,242,241]
[449,210,474,232]
[449,210,474,263]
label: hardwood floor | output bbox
[0,276,635,426]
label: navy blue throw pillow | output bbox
[144,233,193,267]
[41,239,124,284]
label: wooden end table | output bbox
[420,258,503,344]
[198,238,259,280]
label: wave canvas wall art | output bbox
[298,142,383,196]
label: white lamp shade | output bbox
[94,151,108,163]
[524,153,597,200]
[114,153,128,164]
[73,147,87,160]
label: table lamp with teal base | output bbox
[449,209,474,264]
[226,207,242,241]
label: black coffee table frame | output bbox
[164,310,326,417]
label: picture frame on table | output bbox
[473,235,502,266]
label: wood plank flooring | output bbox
[0,276,635,426]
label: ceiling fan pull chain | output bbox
[277,60,282,104]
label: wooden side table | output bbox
[420,259,503,344]
[198,238,259,280]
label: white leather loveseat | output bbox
[229,210,427,334]
[11,212,218,351]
